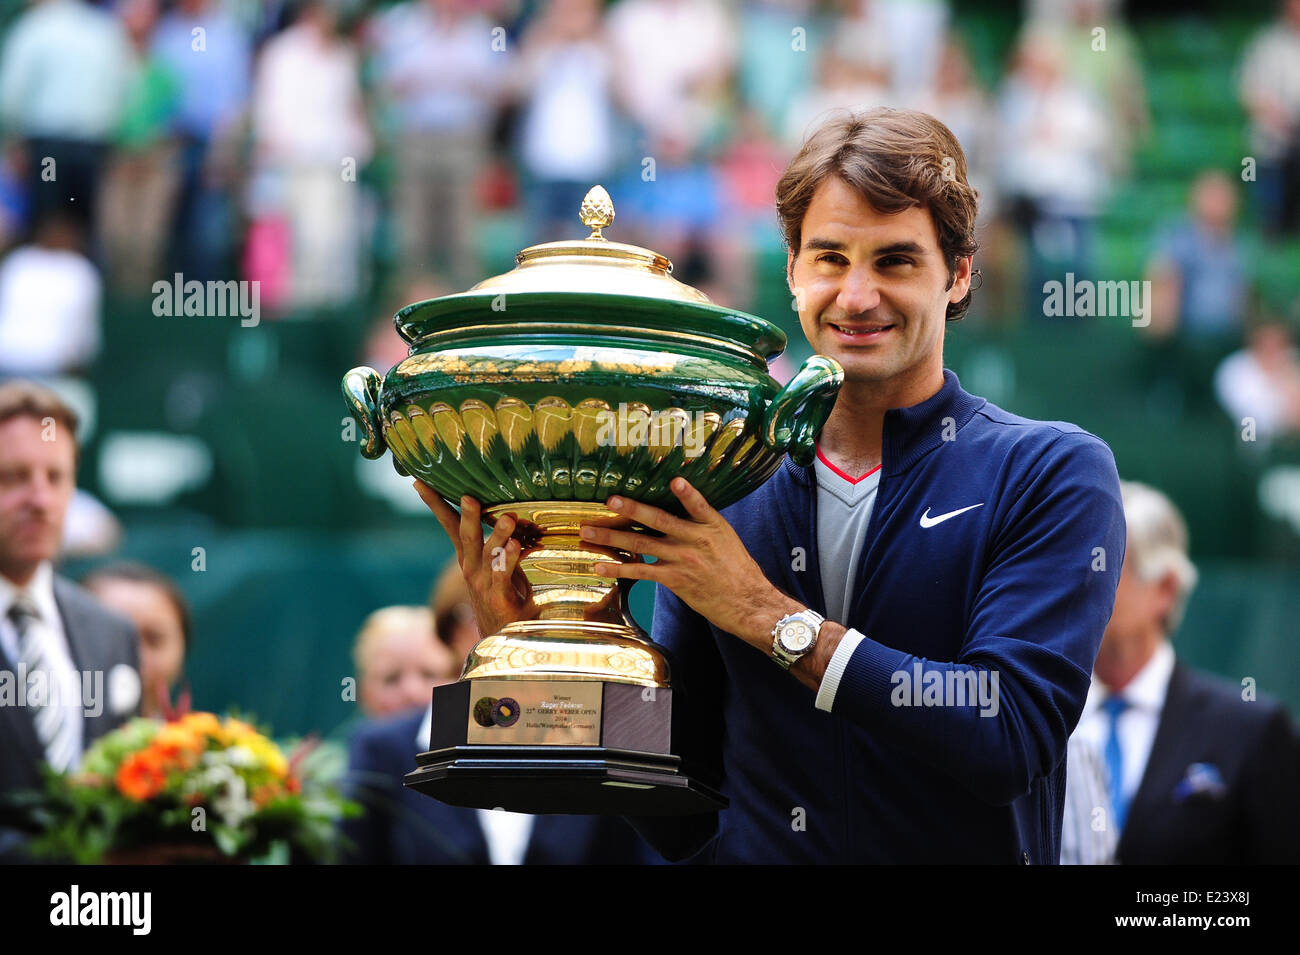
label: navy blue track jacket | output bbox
[635,369,1126,863]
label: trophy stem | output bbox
[461,503,669,687]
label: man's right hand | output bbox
[413,481,538,637]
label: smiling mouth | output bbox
[828,322,896,337]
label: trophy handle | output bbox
[762,355,844,467]
[342,366,388,459]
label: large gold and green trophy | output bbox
[342,187,842,814]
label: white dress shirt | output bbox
[474,807,535,866]
[1060,736,1119,864]
[0,561,86,766]
[1072,640,1176,810]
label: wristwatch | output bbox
[770,609,825,669]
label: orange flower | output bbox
[178,712,223,740]
[251,781,285,807]
[286,775,301,795]
[115,751,167,801]
[150,724,204,769]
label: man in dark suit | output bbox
[340,704,654,864]
[0,381,140,858]
[1062,480,1300,864]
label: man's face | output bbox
[1098,539,1176,659]
[359,628,455,718]
[787,176,971,392]
[0,415,76,581]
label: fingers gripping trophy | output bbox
[343,187,843,814]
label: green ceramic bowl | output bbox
[343,289,842,513]
[344,182,842,514]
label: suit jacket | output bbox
[1117,662,1300,864]
[340,707,655,865]
[0,576,140,856]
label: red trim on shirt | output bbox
[815,445,882,485]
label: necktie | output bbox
[1102,694,1130,832]
[8,595,77,772]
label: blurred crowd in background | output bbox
[0,0,1298,749]
[2,0,1300,374]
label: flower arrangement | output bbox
[30,712,355,864]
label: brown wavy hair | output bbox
[0,379,80,460]
[776,107,980,321]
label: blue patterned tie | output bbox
[1102,695,1130,832]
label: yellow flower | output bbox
[222,717,261,745]
[245,736,289,777]
[265,751,288,778]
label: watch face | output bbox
[781,623,812,652]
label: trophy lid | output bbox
[463,185,712,305]
[393,184,786,361]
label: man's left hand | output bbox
[582,477,804,655]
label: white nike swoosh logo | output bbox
[919,503,984,528]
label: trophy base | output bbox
[405,746,726,815]
[404,678,726,815]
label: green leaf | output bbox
[212,824,243,857]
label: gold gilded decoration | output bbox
[380,395,749,499]
[573,398,611,455]
[395,345,759,383]
[533,396,573,450]
[443,501,671,686]
[459,399,497,452]
[707,418,747,464]
[464,621,668,687]
[454,185,711,305]
[495,397,533,453]
[578,185,614,240]
[404,325,761,370]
